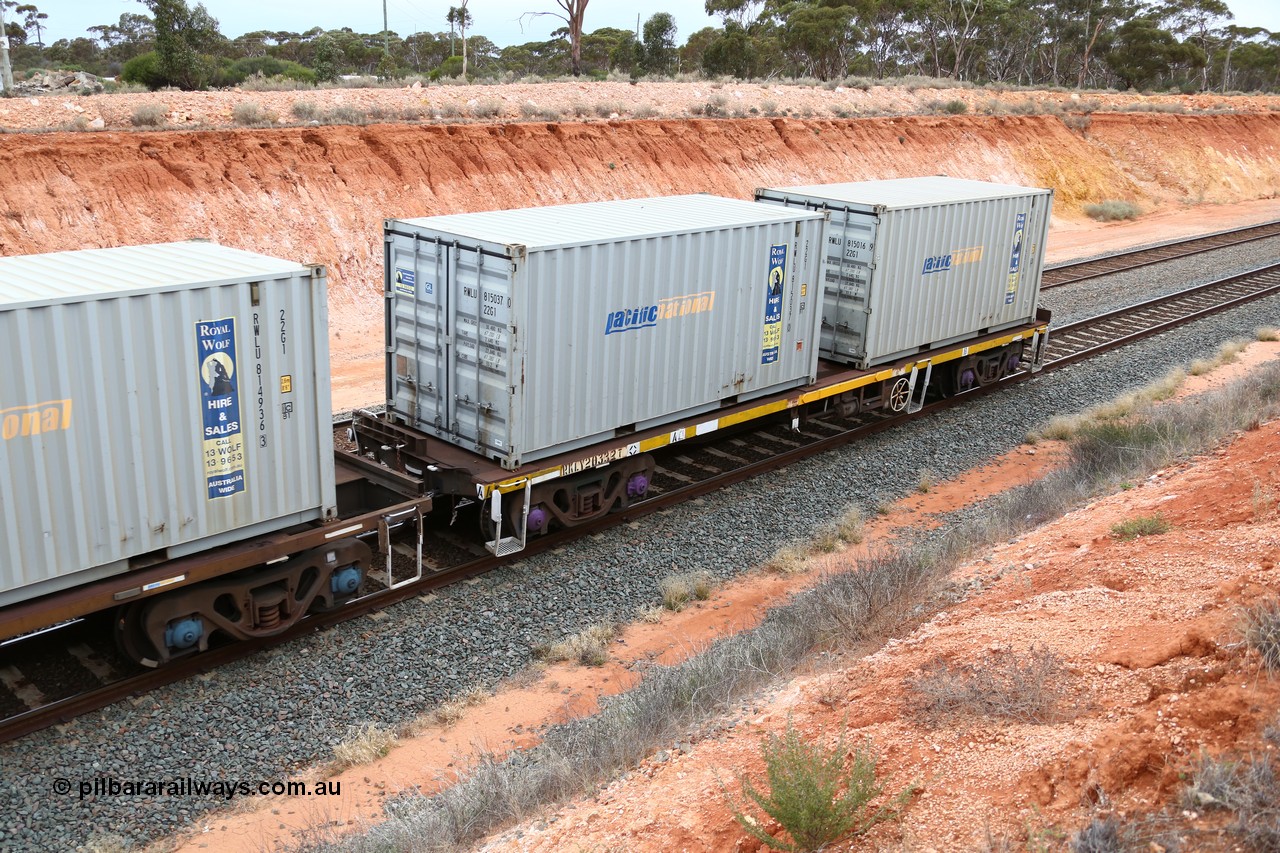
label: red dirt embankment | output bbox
[2,111,1279,404]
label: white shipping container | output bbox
[385,195,827,469]
[755,177,1052,368]
[0,242,336,607]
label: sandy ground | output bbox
[163,338,1280,852]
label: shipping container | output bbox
[755,177,1052,368]
[385,195,827,470]
[0,241,336,608]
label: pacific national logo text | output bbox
[604,290,717,335]
[921,245,983,275]
[1,399,72,441]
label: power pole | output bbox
[382,0,390,56]
[0,2,14,94]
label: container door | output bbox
[447,244,514,457]
[823,208,877,362]
[388,237,449,433]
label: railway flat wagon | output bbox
[0,241,337,611]
[756,177,1053,388]
[384,195,828,471]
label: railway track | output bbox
[4,259,1279,745]
[1042,219,1280,288]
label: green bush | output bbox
[435,56,464,79]
[733,722,911,851]
[1110,513,1170,540]
[209,56,315,88]
[121,51,166,91]
[1084,200,1142,221]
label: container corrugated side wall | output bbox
[0,272,335,606]
[864,192,1049,366]
[388,217,826,469]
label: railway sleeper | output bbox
[114,539,371,668]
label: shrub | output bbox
[1110,513,1170,540]
[324,106,369,125]
[121,51,166,90]
[231,101,273,126]
[925,98,967,114]
[1083,200,1141,221]
[732,722,912,851]
[1183,750,1280,847]
[1060,113,1092,132]
[130,104,166,127]
[1257,326,1279,342]
[1071,816,1125,852]
[907,646,1069,725]
[291,100,319,121]
[1243,599,1280,671]
[435,56,464,79]
[470,99,502,119]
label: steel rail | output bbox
[1043,219,1280,289]
[4,262,1279,745]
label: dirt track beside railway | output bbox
[2,106,1280,405]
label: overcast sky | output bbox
[34,0,1280,48]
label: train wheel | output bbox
[886,377,912,412]
[114,602,161,669]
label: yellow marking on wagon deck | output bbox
[473,323,1048,500]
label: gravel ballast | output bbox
[3,256,1279,850]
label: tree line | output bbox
[3,0,1277,93]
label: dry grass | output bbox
[427,686,489,729]
[765,544,813,576]
[330,723,398,772]
[836,507,865,545]
[916,470,936,493]
[537,622,618,667]
[660,574,693,610]
[1191,339,1250,375]
[660,572,714,610]
[636,603,665,624]
[1029,367,1186,442]
[1256,326,1279,342]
